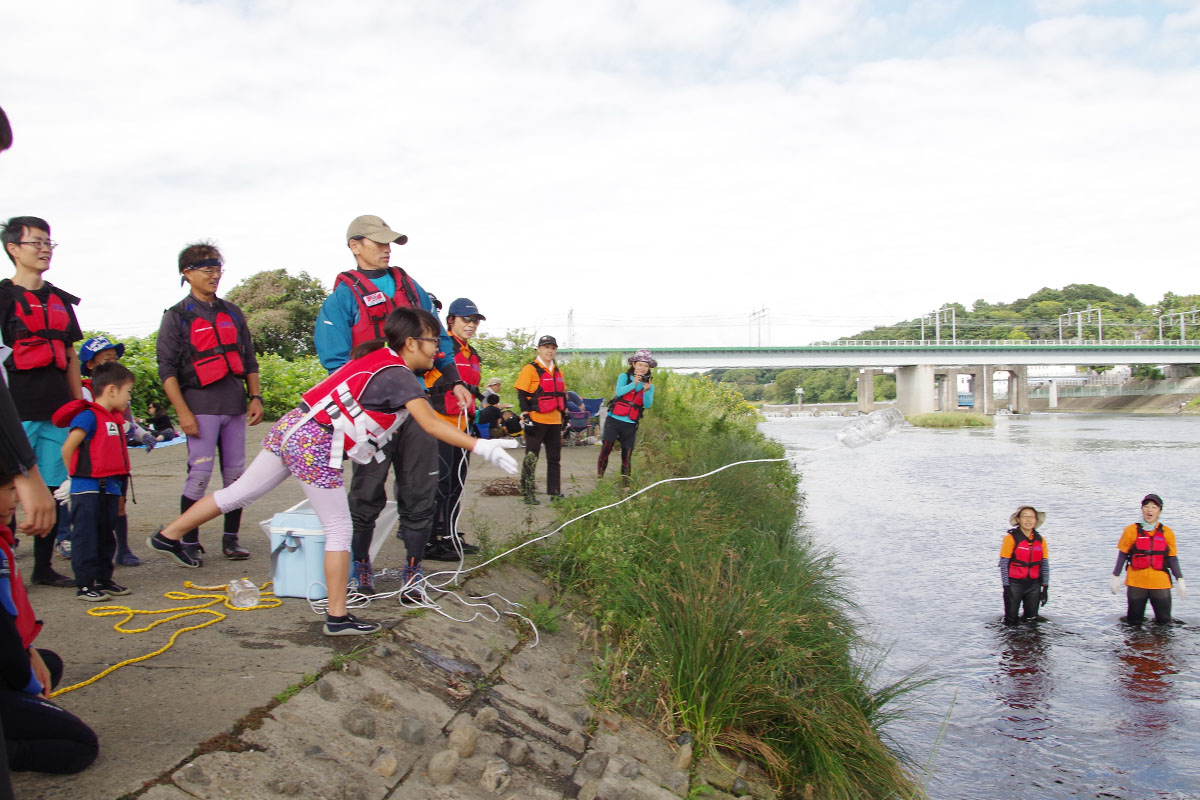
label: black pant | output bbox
[1003,580,1041,623]
[68,492,119,587]
[521,421,561,496]
[0,649,99,774]
[349,419,438,563]
[598,417,639,477]
[431,440,469,541]
[1125,586,1172,624]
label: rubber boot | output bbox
[180,495,204,564]
[521,453,540,504]
[32,530,74,587]
[114,514,140,566]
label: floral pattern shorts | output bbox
[262,407,344,489]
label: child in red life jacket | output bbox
[598,349,656,482]
[1110,493,1186,624]
[54,362,137,602]
[147,307,519,636]
[76,335,159,567]
[999,505,1049,625]
[0,465,99,774]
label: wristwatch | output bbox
[248,394,263,402]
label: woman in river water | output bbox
[1110,493,1186,624]
[999,506,1050,624]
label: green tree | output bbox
[224,269,328,360]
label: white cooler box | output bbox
[260,500,398,600]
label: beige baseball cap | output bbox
[347,215,408,245]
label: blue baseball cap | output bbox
[78,336,124,373]
[448,298,485,320]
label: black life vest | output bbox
[333,267,420,348]
[172,298,247,389]
[610,383,646,422]
[1007,529,1044,580]
[531,362,566,414]
[1129,523,1168,572]
[51,399,132,479]
[1,280,77,371]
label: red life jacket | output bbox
[293,347,411,468]
[0,525,43,649]
[1,281,76,371]
[427,337,481,417]
[531,362,566,414]
[51,399,131,478]
[611,384,646,422]
[1130,523,1168,572]
[1007,531,1044,580]
[173,298,246,388]
[333,268,420,348]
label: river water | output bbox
[761,413,1200,800]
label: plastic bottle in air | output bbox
[835,407,905,448]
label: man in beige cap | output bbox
[314,215,472,596]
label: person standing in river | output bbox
[1110,493,1185,624]
[999,505,1050,624]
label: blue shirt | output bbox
[68,409,125,495]
[313,268,459,377]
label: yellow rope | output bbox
[49,580,282,698]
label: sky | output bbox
[3,0,1199,350]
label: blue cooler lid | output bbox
[268,509,324,536]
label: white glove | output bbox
[472,438,519,474]
[53,480,72,505]
[1176,577,1186,600]
[1110,574,1123,595]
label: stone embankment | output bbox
[13,432,773,800]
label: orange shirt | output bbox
[1000,531,1050,561]
[514,360,565,425]
[1117,523,1177,590]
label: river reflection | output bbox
[762,413,1200,800]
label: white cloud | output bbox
[2,0,1198,348]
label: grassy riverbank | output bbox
[906,412,994,428]
[545,370,922,799]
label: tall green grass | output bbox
[546,370,923,799]
[906,412,993,428]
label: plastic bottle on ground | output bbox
[227,578,261,608]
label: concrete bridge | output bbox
[558,340,1200,415]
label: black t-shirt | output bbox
[478,405,503,427]
[0,281,83,421]
[358,365,427,414]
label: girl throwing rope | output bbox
[147,308,519,636]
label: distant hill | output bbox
[846,284,1200,342]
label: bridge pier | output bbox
[968,366,994,415]
[936,371,957,411]
[856,369,878,413]
[896,364,935,415]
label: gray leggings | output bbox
[212,450,352,552]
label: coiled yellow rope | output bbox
[49,580,281,698]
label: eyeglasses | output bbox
[18,240,57,251]
[413,337,439,344]
[185,266,224,276]
[461,316,484,324]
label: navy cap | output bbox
[537,335,558,347]
[448,298,485,320]
[78,336,125,374]
[1142,493,1163,508]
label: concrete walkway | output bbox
[11,427,645,800]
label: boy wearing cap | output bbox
[74,336,157,566]
[0,215,84,588]
[1110,493,1186,624]
[156,241,262,563]
[514,335,569,504]
[314,216,472,592]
